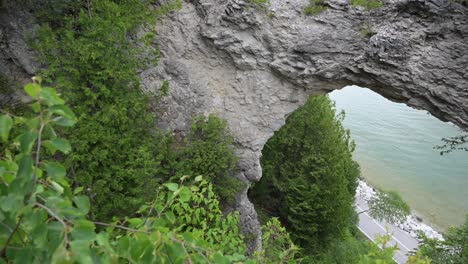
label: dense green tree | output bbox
[178,115,244,207]
[418,215,468,264]
[30,0,182,221]
[250,95,360,254]
[0,82,300,263]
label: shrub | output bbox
[247,0,270,10]
[304,0,328,16]
[32,0,181,221]
[359,23,377,38]
[0,81,301,263]
[351,0,383,10]
[179,115,243,207]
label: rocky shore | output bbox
[356,180,443,241]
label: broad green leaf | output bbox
[17,155,34,181]
[165,211,176,224]
[127,218,143,227]
[212,252,230,264]
[18,130,38,153]
[43,138,71,154]
[51,244,72,264]
[54,117,76,127]
[25,116,40,130]
[31,102,41,113]
[44,162,66,182]
[70,240,93,263]
[0,115,13,142]
[71,220,95,241]
[0,193,23,212]
[49,105,76,121]
[40,87,65,106]
[8,247,34,264]
[24,83,42,99]
[73,196,90,215]
[163,182,178,192]
[179,187,191,203]
[73,186,84,194]
[51,181,64,194]
[194,175,203,182]
[96,233,113,252]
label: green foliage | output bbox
[367,189,411,224]
[180,115,244,206]
[358,233,398,264]
[310,229,372,264]
[247,0,270,10]
[304,0,328,16]
[0,82,303,263]
[32,0,181,221]
[407,251,432,264]
[250,95,360,255]
[351,0,384,10]
[418,215,468,264]
[359,23,377,38]
[0,83,238,263]
[255,218,300,263]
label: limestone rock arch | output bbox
[148,0,468,251]
[1,0,467,252]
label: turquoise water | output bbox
[329,86,468,230]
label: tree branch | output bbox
[93,222,150,234]
[0,217,22,257]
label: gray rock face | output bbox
[148,0,468,252]
[1,0,467,253]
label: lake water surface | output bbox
[329,86,468,230]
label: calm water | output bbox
[329,86,468,230]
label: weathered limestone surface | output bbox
[1,0,467,252]
[146,0,468,251]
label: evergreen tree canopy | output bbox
[250,95,360,254]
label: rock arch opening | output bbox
[246,85,468,256]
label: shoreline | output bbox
[356,180,443,241]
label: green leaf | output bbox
[49,105,76,119]
[179,187,191,203]
[24,83,42,99]
[70,240,93,263]
[40,87,65,106]
[17,155,34,181]
[73,196,90,215]
[194,175,203,182]
[163,182,178,192]
[165,211,176,224]
[25,116,40,130]
[31,102,41,113]
[51,244,72,264]
[73,186,84,194]
[0,115,13,142]
[44,162,66,183]
[213,252,230,264]
[71,220,95,241]
[43,138,71,154]
[54,117,76,127]
[18,130,38,153]
[51,181,64,194]
[0,193,23,212]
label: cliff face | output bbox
[1,0,467,251]
[147,0,468,250]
